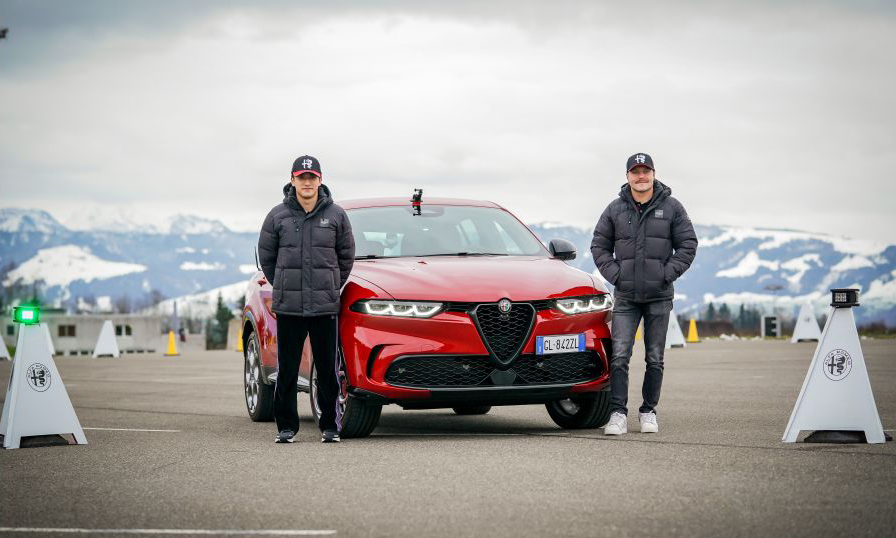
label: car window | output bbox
[457,219,480,251]
[493,221,524,255]
[348,205,547,257]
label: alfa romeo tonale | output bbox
[242,197,613,437]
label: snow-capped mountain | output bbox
[529,222,896,324]
[60,205,232,235]
[142,281,251,319]
[0,208,67,235]
[2,208,894,324]
[0,209,257,313]
[3,245,148,287]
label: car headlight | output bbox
[352,300,444,318]
[555,295,613,315]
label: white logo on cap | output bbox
[302,159,313,169]
[635,154,646,164]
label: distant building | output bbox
[2,314,162,356]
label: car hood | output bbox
[351,256,600,302]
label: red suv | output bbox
[242,197,613,437]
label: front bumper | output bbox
[350,384,610,409]
[339,304,611,404]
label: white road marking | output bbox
[82,428,181,433]
[0,528,335,536]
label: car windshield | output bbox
[348,205,548,258]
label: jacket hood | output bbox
[351,256,601,302]
[282,183,333,213]
[618,179,671,205]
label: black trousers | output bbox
[273,314,340,433]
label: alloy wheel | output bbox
[311,347,348,420]
[244,336,260,414]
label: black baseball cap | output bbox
[626,153,654,172]
[292,155,322,178]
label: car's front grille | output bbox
[384,351,603,388]
[384,356,494,387]
[471,303,535,365]
[512,352,603,384]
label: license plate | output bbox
[536,333,586,355]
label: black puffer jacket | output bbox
[258,183,355,316]
[591,180,697,303]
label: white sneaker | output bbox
[603,412,627,435]
[639,412,658,433]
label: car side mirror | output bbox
[548,238,576,261]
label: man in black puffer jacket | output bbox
[258,155,355,443]
[591,153,697,436]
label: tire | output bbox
[310,348,382,438]
[545,391,611,429]
[244,329,274,422]
[452,405,492,415]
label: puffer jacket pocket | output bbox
[312,219,338,248]
[272,270,282,307]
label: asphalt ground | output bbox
[1,339,895,538]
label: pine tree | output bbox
[719,303,731,322]
[706,302,716,321]
[206,293,235,349]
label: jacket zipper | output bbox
[629,195,661,302]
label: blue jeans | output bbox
[609,296,672,415]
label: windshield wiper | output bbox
[355,254,394,259]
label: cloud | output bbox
[0,1,894,241]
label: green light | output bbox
[13,306,40,325]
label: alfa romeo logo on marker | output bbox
[822,349,852,381]
[498,298,512,314]
[26,363,52,392]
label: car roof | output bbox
[339,197,503,210]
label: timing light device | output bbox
[12,305,41,325]
[830,288,859,308]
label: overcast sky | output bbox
[1,0,894,241]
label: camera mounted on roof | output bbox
[411,189,423,216]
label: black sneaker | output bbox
[321,430,340,443]
[275,430,296,443]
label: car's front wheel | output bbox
[545,391,611,429]
[310,348,382,438]
[244,329,274,422]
